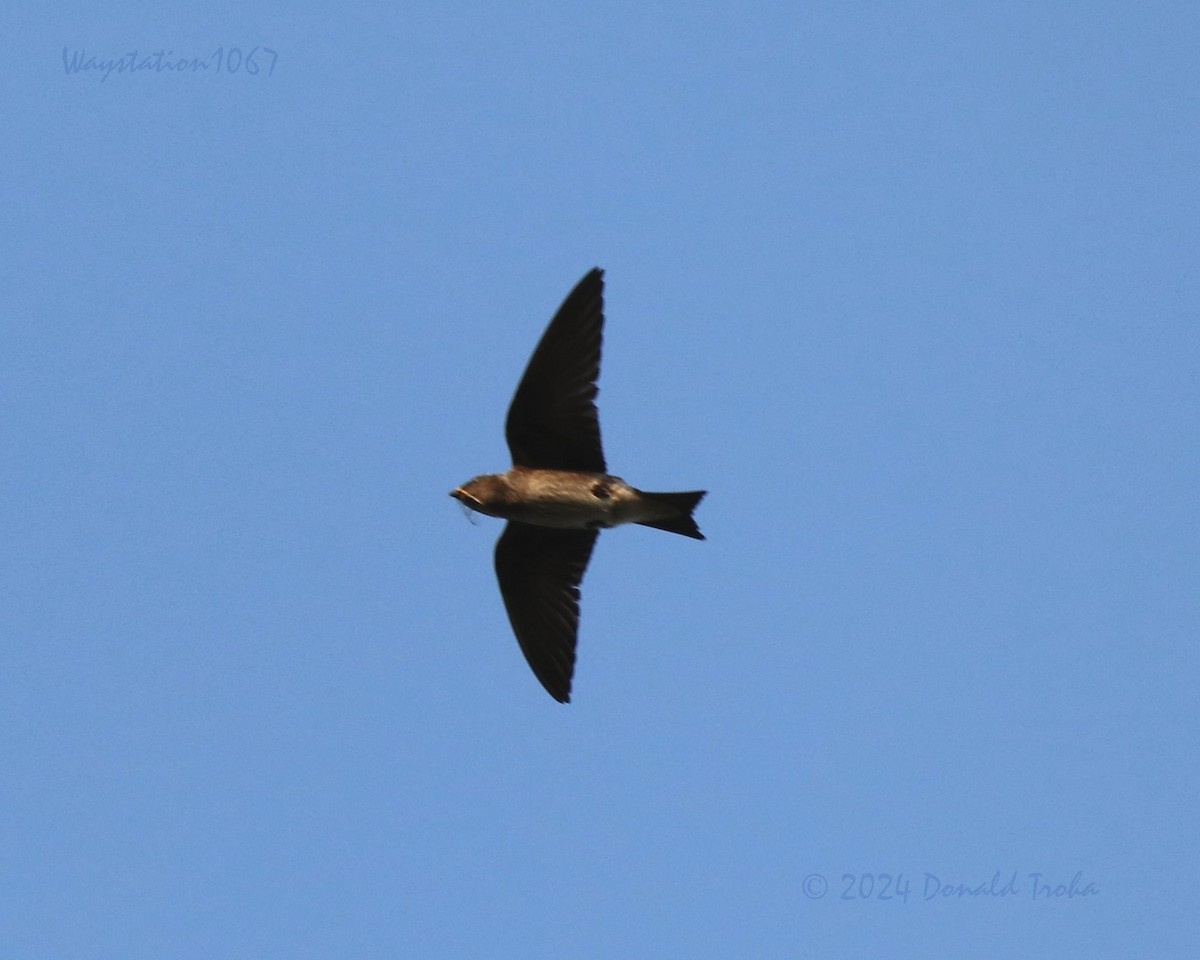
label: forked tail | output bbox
[636,490,707,540]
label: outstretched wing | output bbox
[505,268,606,472]
[493,522,598,703]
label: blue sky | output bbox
[3,2,1197,956]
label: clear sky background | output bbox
[3,3,1197,957]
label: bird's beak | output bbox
[450,487,474,505]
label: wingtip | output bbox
[542,681,572,704]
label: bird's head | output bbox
[449,474,508,518]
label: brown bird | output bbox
[451,268,706,702]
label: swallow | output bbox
[451,268,706,703]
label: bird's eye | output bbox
[591,483,609,499]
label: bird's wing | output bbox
[494,522,599,703]
[505,268,606,472]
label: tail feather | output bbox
[636,490,706,540]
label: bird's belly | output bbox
[503,494,619,529]
[500,470,633,530]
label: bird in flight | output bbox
[451,268,706,702]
